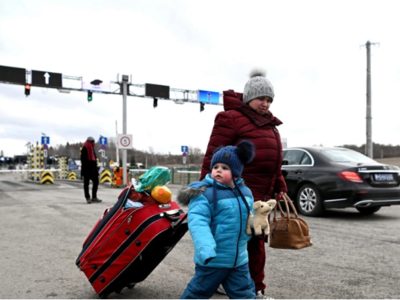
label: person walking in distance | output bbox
[200,68,287,299]
[81,136,102,204]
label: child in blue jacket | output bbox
[177,140,256,299]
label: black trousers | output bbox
[83,173,99,199]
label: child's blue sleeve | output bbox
[188,194,216,265]
[249,195,255,215]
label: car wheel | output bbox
[296,184,325,217]
[356,206,381,215]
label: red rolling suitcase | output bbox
[76,184,188,298]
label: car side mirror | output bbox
[282,160,289,166]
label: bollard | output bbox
[100,170,112,183]
[40,171,54,184]
[68,171,77,180]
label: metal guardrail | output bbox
[1,167,202,185]
[129,168,201,185]
[0,169,61,173]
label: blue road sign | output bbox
[43,144,48,150]
[198,90,220,104]
[101,145,106,150]
[41,136,50,144]
[99,137,108,145]
[181,146,188,153]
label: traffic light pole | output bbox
[122,75,128,187]
[1,68,224,107]
[0,67,225,179]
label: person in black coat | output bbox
[81,136,102,204]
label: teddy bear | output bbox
[246,200,277,236]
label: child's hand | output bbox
[275,192,287,200]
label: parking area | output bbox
[0,177,400,299]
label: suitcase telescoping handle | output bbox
[161,209,181,221]
[161,209,188,229]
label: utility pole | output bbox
[366,41,373,158]
[362,40,379,158]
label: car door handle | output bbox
[294,169,303,174]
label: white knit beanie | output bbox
[243,68,274,104]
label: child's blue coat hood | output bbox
[177,174,244,207]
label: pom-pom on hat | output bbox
[211,140,255,178]
[243,68,275,104]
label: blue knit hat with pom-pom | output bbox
[211,140,255,178]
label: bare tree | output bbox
[187,146,204,164]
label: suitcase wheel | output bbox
[127,283,136,289]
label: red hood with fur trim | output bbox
[200,90,287,200]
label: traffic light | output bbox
[153,98,158,108]
[88,91,93,102]
[200,103,205,112]
[25,84,31,97]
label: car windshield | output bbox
[321,149,376,163]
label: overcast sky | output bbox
[1,0,400,157]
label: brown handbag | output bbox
[269,194,313,250]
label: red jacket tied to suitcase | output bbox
[76,184,188,298]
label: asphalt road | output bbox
[0,175,399,299]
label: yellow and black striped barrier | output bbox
[68,171,77,180]
[40,171,54,184]
[58,157,68,179]
[100,170,112,183]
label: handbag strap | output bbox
[283,194,300,218]
[273,194,288,221]
[273,194,300,221]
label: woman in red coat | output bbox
[200,68,287,299]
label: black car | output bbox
[282,147,400,216]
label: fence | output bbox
[1,166,202,185]
[129,166,201,185]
